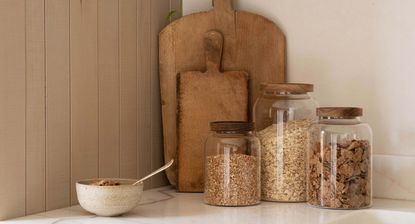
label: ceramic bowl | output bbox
[76,178,143,216]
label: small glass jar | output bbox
[254,83,317,202]
[308,107,372,209]
[204,121,261,206]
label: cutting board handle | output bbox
[204,31,223,73]
[212,0,234,13]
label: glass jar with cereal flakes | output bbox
[308,107,372,209]
[204,121,261,207]
[253,83,317,202]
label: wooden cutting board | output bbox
[159,0,286,186]
[177,31,248,192]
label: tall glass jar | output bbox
[308,107,372,209]
[254,83,317,202]
[204,121,261,206]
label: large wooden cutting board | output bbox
[177,31,248,192]
[159,0,286,186]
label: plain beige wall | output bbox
[184,0,415,157]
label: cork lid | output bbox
[260,83,314,93]
[210,121,254,132]
[317,107,363,118]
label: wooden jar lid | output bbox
[317,107,363,118]
[260,83,314,93]
[210,121,254,132]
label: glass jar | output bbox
[204,121,261,206]
[254,83,317,202]
[308,107,372,209]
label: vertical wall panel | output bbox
[25,0,46,215]
[150,0,170,188]
[70,0,99,205]
[137,0,152,189]
[98,0,120,178]
[119,0,138,179]
[0,0,26,220]
[169,0,182,22]
[45,0,71,210]
[0,0,176,219]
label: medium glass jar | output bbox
[204,121,261,206]
[254,83,317,202]
[308,107,372,209]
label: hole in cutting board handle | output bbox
[204,30,224,73]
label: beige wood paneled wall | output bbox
[0,0,181,220]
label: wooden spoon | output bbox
[133,159,174,185]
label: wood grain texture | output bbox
[261,83,314,93]
[317,107,363,118]
[137,0,152,190]
[0,0,26,220]
[69,0,99,205]
[177,31,249,192]
[119,0,138,179]
[159,0,286,186]
[158,22,178,186]
[98,0,120,179]
[151,0,170,188]
[25,0,46,215]
[45,0,71,210]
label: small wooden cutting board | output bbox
[177,31,248,192]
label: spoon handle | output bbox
[133,159,174,185]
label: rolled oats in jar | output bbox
[254,83,317,202]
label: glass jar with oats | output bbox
[308,107,372,209]
[254,83,317,202]
[204,121,261,206]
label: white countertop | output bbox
[3,186,415,224]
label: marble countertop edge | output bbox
[3,186,415,224]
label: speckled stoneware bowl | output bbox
[76,179,144,216]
